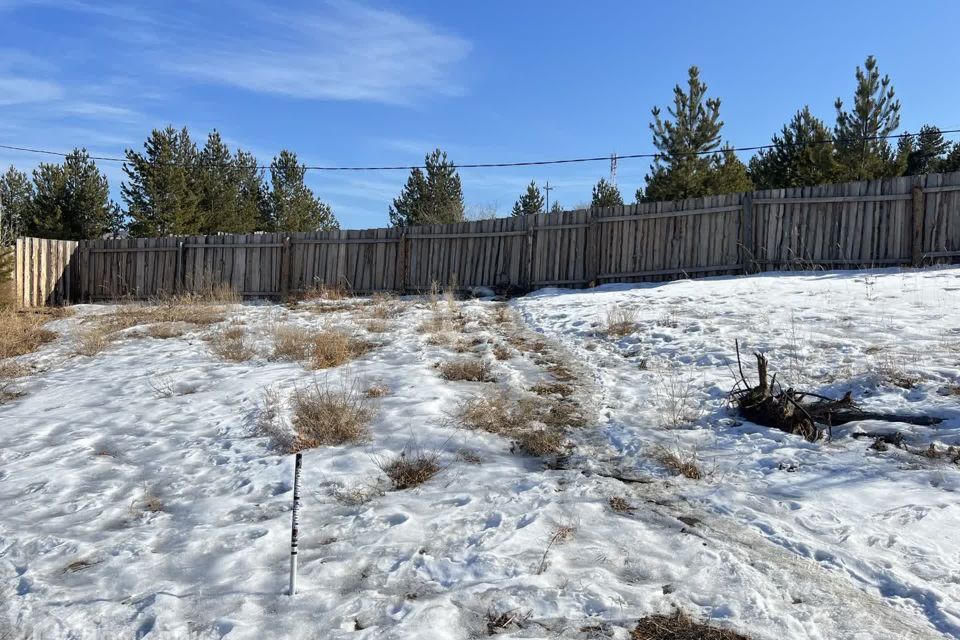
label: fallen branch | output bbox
[730,347,942,443]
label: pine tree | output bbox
[591,178,623,208]
[122,126,200,236]
[833,55,901,181]
[268,150,338,232]
[748,107,837,189]
[642,66,725,201]
[549,201,563,214]
[900,125,952,176]
[389,149,465,226]
[195,131,267,233]
[942,143,960,173]
[1,166,34,239]
[29,149,120,239]
[511,180,545,216]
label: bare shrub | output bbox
[73,325,110,356]
[0,309,60,358]
[207,325,256,362]
[377,449,441,490]
[332,483,384,506]
[609,496,634,513]
[656,447,702,480]
[491,303,515,326]
[291,380,373,450]
[631,610,752,639]
[604,306,638,337]
[654,368,703,428]
[439,359,495,382]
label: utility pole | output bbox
[543,181,553,214]
[610,153,618,187]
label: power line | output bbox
[1,129,959,172]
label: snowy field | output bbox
[1,267,959,639]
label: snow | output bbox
[1,267,959,639]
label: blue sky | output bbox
[1,0,959,229]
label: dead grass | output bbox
[609,496,635,513]
[271,325,372,369]
[293,282,351,302]
[530,381,574,398]
[656,447,702,480]
[604,306,639,337]
[369,292,403,319]
[536,523,576,574]
[512,428,566,456]
[72,325,111,356]
[455,448,482,464]
[486,607,532,635]
[365,381,392,398]
[207,325,256,362]
[365,319,390,333]
[457,390,583,458]
[0,308,63,358]
[95,295,230,334]
[145,322,185,339]
[631,610,753,639]
[290,380,373,451]
[377,449,441,490]
[439,359,495,382]
[492,344,512,361]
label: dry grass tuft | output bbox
[145,322,185,339]
[0,309,62,358]
[492,344,512,361]
[272,325,372,369]
[656,447,702,480]
[438,359,495,382]
[604,306,639,337]
[377,449,441,490]
[369,292,403,319]
[486,607,532,635]
[609,496,635,513]
[536,523,576,574]
[290,380,373,451]
[207,325,256,362]
[455,448,482,464]
[96,294,231,334]
[631,610,753,639]
[296,282,350,301]
[72,325,111,356]
[365,381,392,398]
[365,319,390,333]
[0,361,29,404]
[512,428,566,456]
[530,381,574,398]
[491,303,515,326]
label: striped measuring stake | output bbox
[289,452,303,595]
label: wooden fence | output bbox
[14,171,960,307]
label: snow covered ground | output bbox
[1,267,959,639]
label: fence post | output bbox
[397,232,408,294]
[911,183,925,267]
[740,193,754,273]
[175,240,185,294]
[280,236,291,299]
[584,209,600,287]
[525,226,535,290]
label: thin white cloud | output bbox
[0,75,63,105]
[164,2,470,105]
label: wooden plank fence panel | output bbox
[13,171,960,306]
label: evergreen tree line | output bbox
[1,127,338,240]
[3,55,959,240]
[503,55,960,217]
